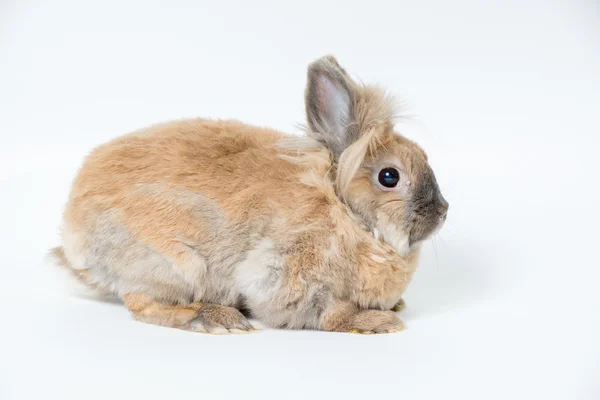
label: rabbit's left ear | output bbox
[305,55,358,158]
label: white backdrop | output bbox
[1,1,599,399]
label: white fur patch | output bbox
[373,228,381,240]
[376,220,410,256]
[61,228,88,269]
[234,238,283,304]
[370,254,388,263]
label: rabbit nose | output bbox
[437,197,449,217]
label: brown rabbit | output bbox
[51,55,448,334]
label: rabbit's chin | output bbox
[409,216,446,247]
[374,214,446,255]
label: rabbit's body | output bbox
[53,56,447,334]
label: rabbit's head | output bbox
[305,56,448,254]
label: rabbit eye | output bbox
[378,168,400,188]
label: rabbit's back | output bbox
[59,118,331,306]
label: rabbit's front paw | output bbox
[346,310,405,334]
[323,305,406,334]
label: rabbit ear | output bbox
[305,55,358,158]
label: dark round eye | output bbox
[378,168,400,188]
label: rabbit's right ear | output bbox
[305,55,358,158]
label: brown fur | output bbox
[52,55,448,334]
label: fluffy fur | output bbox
[50,55,448,334]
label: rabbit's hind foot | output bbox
[123,292,256,334]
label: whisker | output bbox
[437,233,448,248]
[431,234,439,263]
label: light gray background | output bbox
[1,1,598,399]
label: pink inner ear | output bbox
[316,73,350,127]
[317,74,334,107]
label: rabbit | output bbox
[50,55,448,334]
